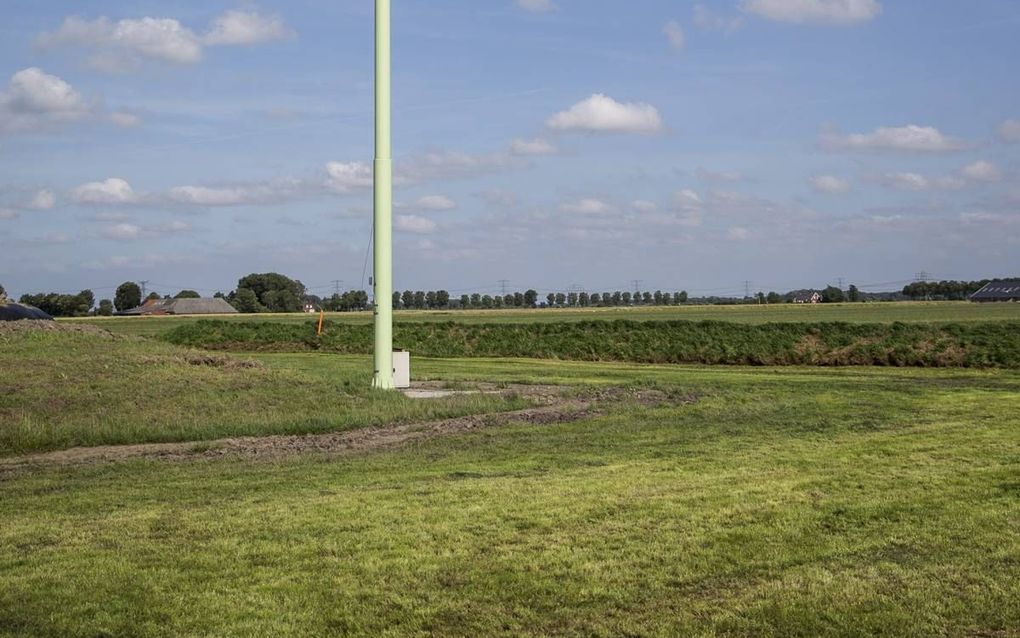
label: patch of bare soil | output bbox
[139,353,264,369]
[0,386,697,475]
[0,320,117,337]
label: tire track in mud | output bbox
[0,387,696,476]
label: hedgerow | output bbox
[162,319,1020,368]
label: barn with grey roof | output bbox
[969,279,1020,302]
[117,297,238,316]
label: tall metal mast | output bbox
[372,0,394,389]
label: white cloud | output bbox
[0,208,19,220]
[674,189,703,209]
[694,4,744,32]
[27,189,57,210]
[169,185,251,206]
[325,161,374,194]
[478,189,519,207]
[92,211,131,222]
[727,227,751,241]
[547,94,664,134]
[959,211,1017,226]
[0,67,91,134]
[415,195,457,211]
[999,119,1020,143]
[203,10,293,46]
[101,219,190,240]
[37,11,293,72]
[516,0,556,13]
[39,233,71,244]
[961,160,1001,183]
[152,219,191,233]
[810,175,850,193]
[103,223,143,240]
[559,198,614,214]
[879,162,999,192]
[72,178,137,204]
[395,214,436,234]
[741,0,881,25]
[109,111,140,127]
[821,124,967,152]
[631,200,658,213]
[697,167,743,183]
[397,150,518,182]
[881,172,930,191]
[168,178,304,206]
[38,16,203,68]
[663,21,685,50]
[672,189,704,226]
[509,137,558,155]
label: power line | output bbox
[498,279,510,295]
[138,280,149,298]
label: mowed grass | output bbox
[0,329,529,456]
[63,300,1020,338]
[1,348,1019,636]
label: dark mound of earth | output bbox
[0,302,54,321]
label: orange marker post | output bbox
[317,309,325,336]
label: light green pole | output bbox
[372,0,394,389]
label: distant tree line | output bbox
[18,290,95,317]
[901,280,991,301]
[7,275,1011,317]
[394,290,453,309]
[542,290,689,308]
[457,290,539,309]
[322,290,370,312]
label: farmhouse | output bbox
[969,279,1020,302]
[793,292,822,304]
[117,297,238,316]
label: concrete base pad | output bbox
[401,389,464,399]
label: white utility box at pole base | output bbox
[393,351,410,389]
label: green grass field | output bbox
[1,326,1018,636]
[0,328,530,456]
[63,301,1020,337]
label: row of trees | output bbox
[456,290,539,309]
[544,290,690,308]
[394,290,453,309]
[6,275,1008,317]
[17,290,96,317]
[322,290,370,312]
[902,280,990,301]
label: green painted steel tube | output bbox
[372,0,394,389]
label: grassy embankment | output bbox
[63,300,1020,338]
[0,327,529,456]
[1,337,1018,636]
[163,318,1020,368]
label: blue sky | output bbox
[1,0,1017,300]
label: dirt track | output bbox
[0,387,694,476]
